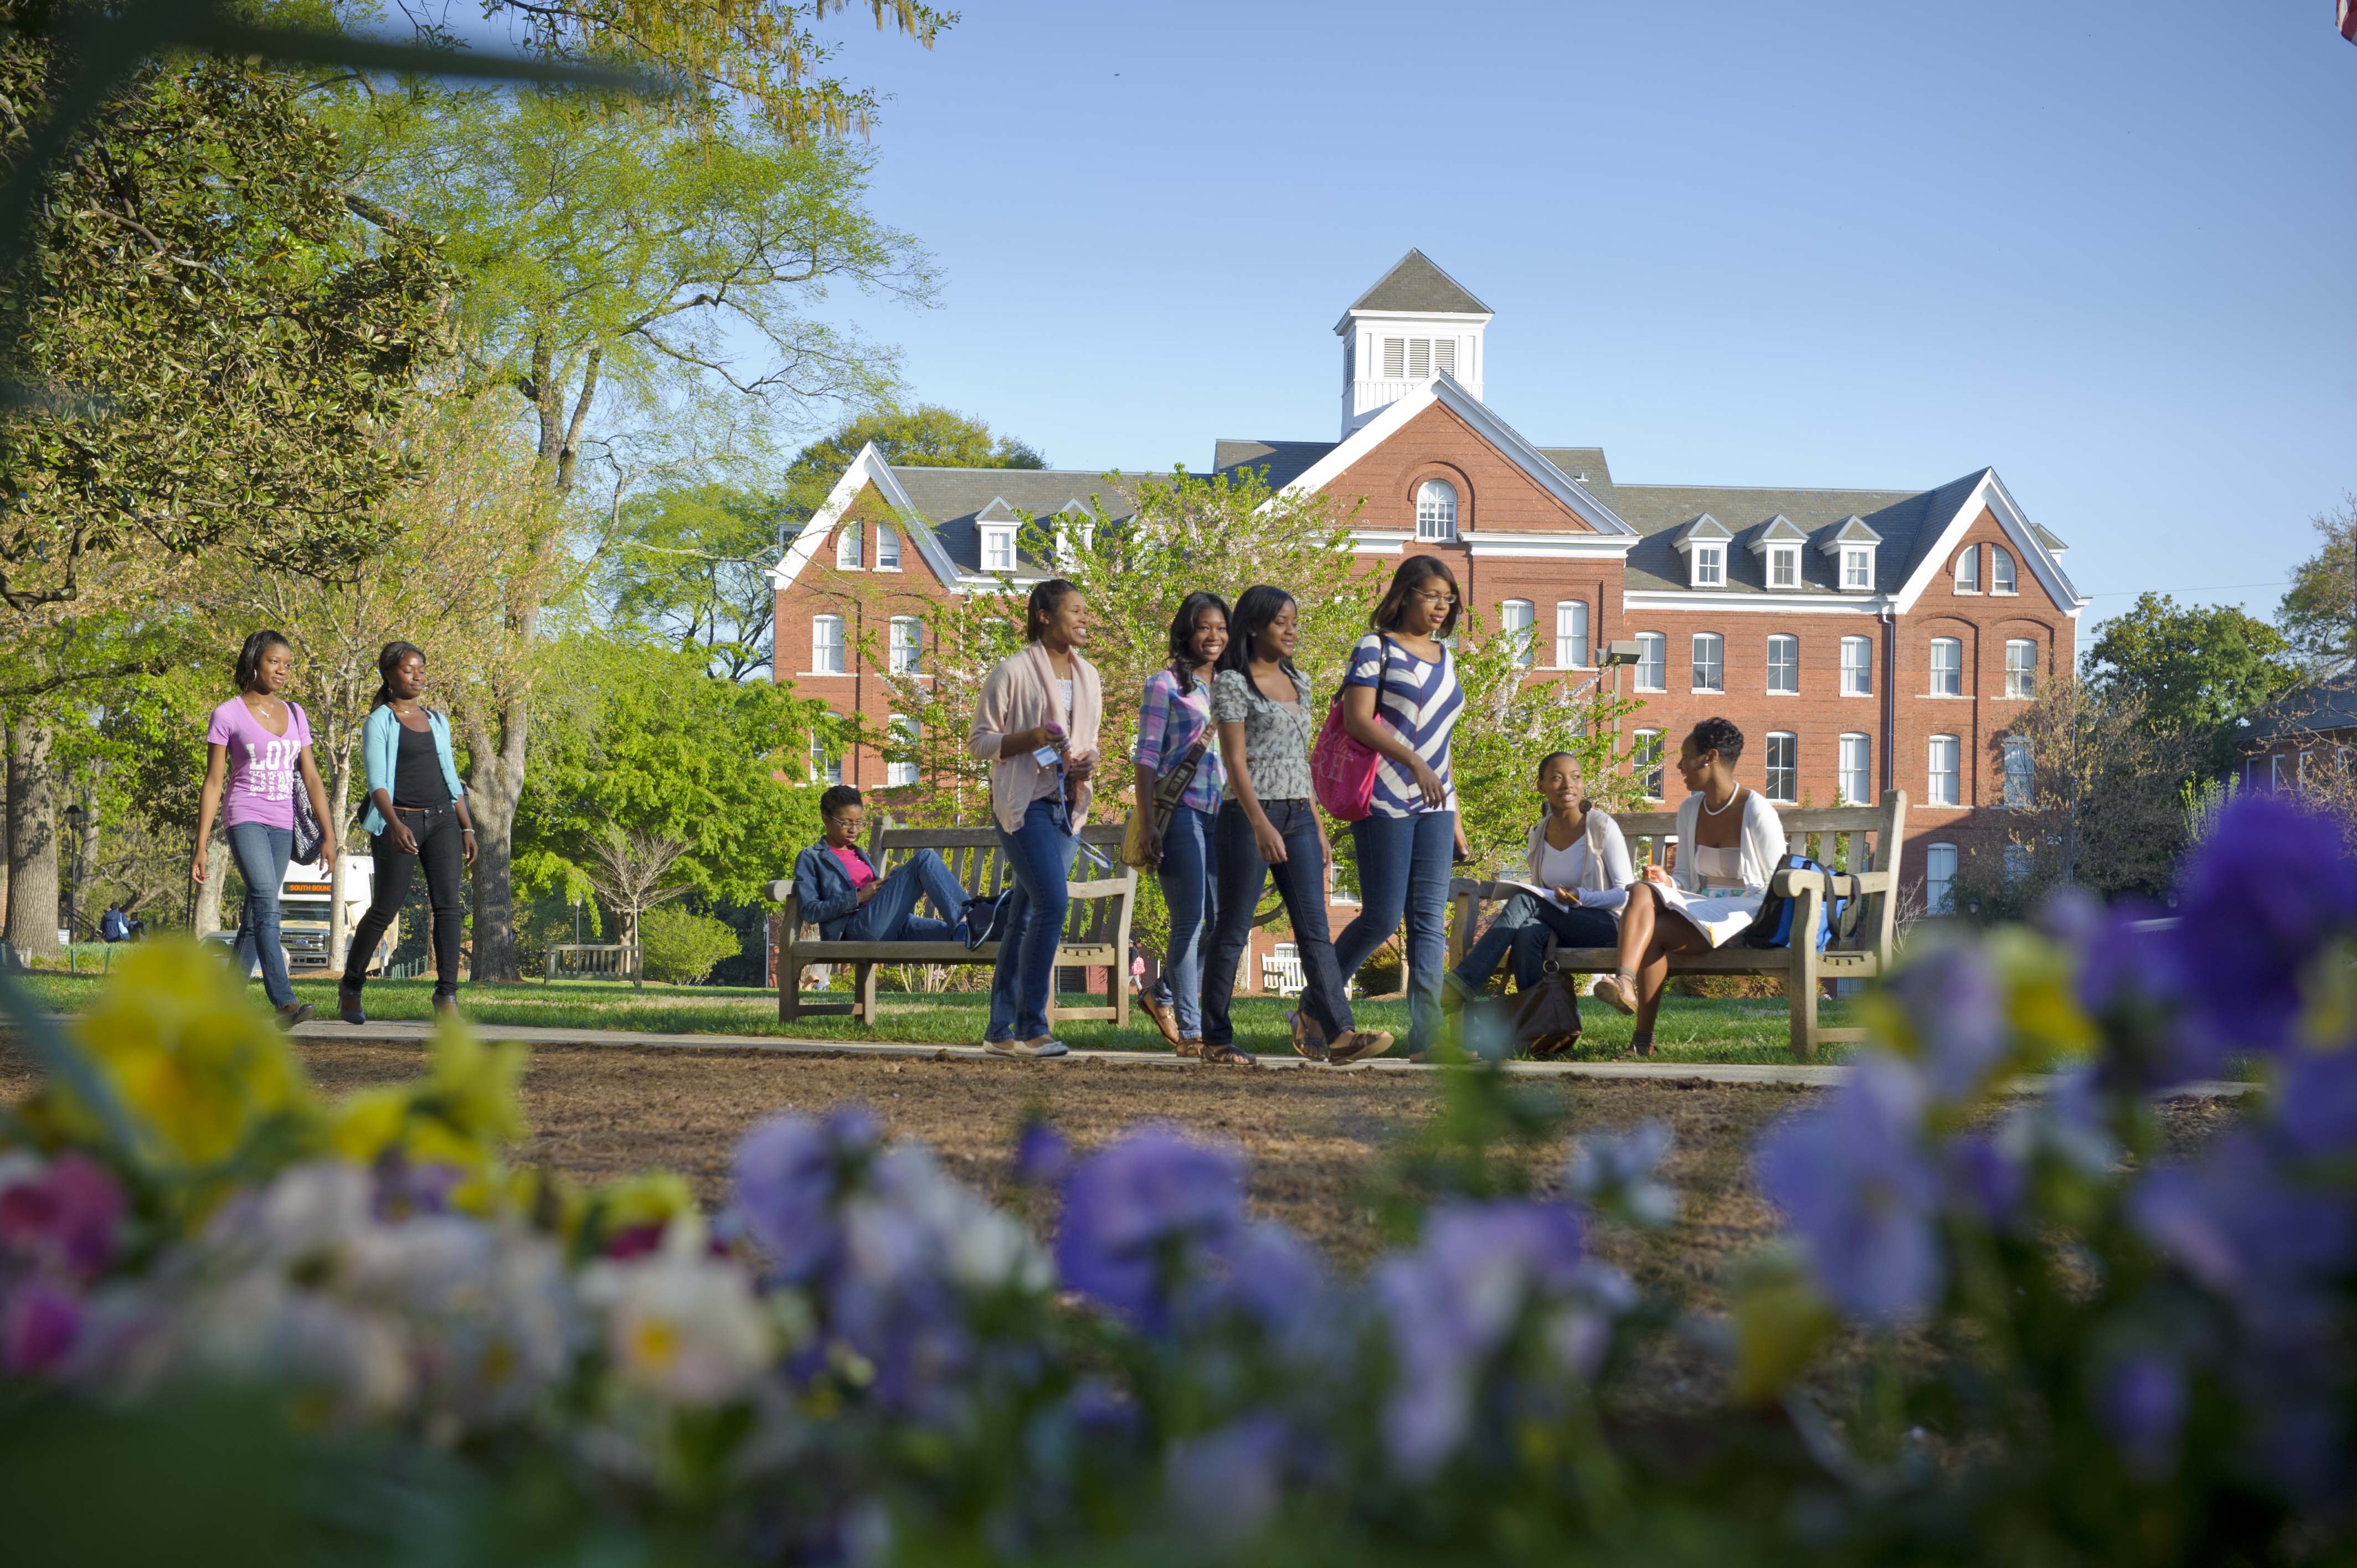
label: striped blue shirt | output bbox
[1342,632,1462,818]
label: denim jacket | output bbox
[792,840,877,938]
[359,705,466,835]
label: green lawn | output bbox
[16,971,1857,1065]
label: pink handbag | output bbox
[1310,639,1390,822]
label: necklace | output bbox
[1700,785,1741,817]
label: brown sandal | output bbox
[1592,971,1639,1016]
[1623,1031,1654,1059]
[1175,1038,1202,1059]
[1198,1039,1257,1067]
[1326,1029,1395,1066]
[1286,1010,1329,1062]
[1139,989,1184,1049]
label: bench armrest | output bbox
[766,878,795,902]
[1768,868,1893,899]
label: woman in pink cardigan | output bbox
[967,579,1103,1058]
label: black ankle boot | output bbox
[337,980,366,1025]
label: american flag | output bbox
[2343,0,2356,44]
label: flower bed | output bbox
[2,793,2351,1564]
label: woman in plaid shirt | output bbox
[1130,592,1234,1061]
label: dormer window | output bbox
[1841,546,1873,591]
[1819,515,1882,595]
[1953,547,1979,594]
[1415,479,1458,541]
[836,522,863,570]
[981,526,1016,575]
[1768,544,1799,589]
[1747,514,1808,594]
[1690,543,1725,588]
[1991,545,2016,594]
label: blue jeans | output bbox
[1201,800,1354,1049]
[227,821,296,1008]
[1152,804,1218,1039]
[988,796,1077,1043]
[842,848,971,943]
[1453,892,1621,997]
[1334,811,1457,1054]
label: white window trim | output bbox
[1689,542,1726,590]
[888,616,924,677]
[1837,732,1871,807]
[1415,479,1459,542]
[1500,599,1536,668]
[835,523,863,571]
[1633,632,1666,693]
[1927,734,1960,807]
[1839,635,1874,698]
[1632,729,1666,801]
[1928,637,1964,698]
[1768,544,1800,590]
[1924,843,1958,915]
[1765,634,1799,697]
[1840,546,1874,592]
[874,523,902,571]
[1952,547,1980,595]
[1990,546,2018,596]
[980,524,1018,575]
[810,614,846,677]
[2003,639,2037,700]
[1690,632,1724,694]
[1764,731,1798,803]
[1553,600,1591,670]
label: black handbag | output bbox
[960,892,1012,951]
[1510,966,1584,1059]
[291,781,326,865]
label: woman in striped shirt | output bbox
[1331,555,1469,1060]
[1132,592,1232,1060]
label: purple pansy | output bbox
[1162,1415,1288,1545]
[1754,1053,1944,1324]
[1944,1131,2027,1231]
[1882,942,2009,1103]
[1012,1121,1070,1187]
[1056,1128,1246,1332]
[730,1105,881,1282]
[0,1151,126,1281]
[2130,1132,2356,1317]
[2274,1047,2357,1159]
[2097,1352,2186,1480]
[2165,793,2357,1057]
[2,1277,84,1375]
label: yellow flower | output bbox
[1729,1249,1836,1408]
[328,1089,408,1164]
[55,940,316,1172]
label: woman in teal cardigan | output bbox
[338,641,475,1022]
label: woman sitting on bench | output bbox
[1592,717,1786,1057]
[791,786,977,945]
[1443,750,1632,1010]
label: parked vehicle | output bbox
[216,855,399,975]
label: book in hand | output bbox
[1491,879,1628,914]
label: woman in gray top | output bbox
[1197,585,1392,1066]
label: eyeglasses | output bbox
[1412,589,1458,608]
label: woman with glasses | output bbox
[1330,555,1469,1061]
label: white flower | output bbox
[581,1216,772,1407]
[1565,1122,1681,1229]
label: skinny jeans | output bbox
[1200,799,1354,1049]
[987,796,1077,1043]
[227,822,296,1008]
[1334,810,1457,1055]
[345,802,467,999]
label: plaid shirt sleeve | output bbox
[1134,672,1171,770]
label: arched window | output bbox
[886,715,918,788]
[2005,639,2036,699]
[836,522,863,570]
[1838,734,1871,806]
[1554,601,1589,668]
[1500,599,1535,667]
[1764,732,1797,802]
[1954,548,1980,593]
[1929,637,1963,697]
[1632,730,1665,799]
[1415,479,1458,541]
[1691,632,1723,693]
[1840,635,1873,697]
[875,524,901,570]
[1991,545,2016,594]
[2002,736,2034,807]
[1633,632,1666,692]
[1766,634,1798,694]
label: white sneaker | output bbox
[986,1036,1069,1059]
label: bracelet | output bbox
[462,827,476,836]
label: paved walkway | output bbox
[292,1018,2252,1097]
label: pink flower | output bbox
[0,1152,127,1281]
[2,1278,84,1375]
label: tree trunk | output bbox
[4,716,60,960]
[192,835,230,936]
[466,693,529,982]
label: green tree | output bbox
[337,71,936,979]
[511,637,833,916]
[602,483,791,681]
[2081,591,2298,770]
[780,403,1043,521]
[2277,493,2357,670]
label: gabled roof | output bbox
[1673,514,1733,553]
[1815,514,1883,553]
[2243,677,2357,746]
[1535,447,1613,489]
[974,496,1020,524]
[1338,249,1491,323]
[1746,514,1811,554]
[2032,521,2068,553]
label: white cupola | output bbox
[1336,249,1492,437]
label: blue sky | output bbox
[796,1,2355,637]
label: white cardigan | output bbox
[1519,808,1635,894]
[1671,789,1787,895]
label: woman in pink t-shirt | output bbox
[192,629,337,1027]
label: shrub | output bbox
[635,905,741,985]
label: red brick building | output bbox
[772,250,2087,924]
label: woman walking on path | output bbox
[1592,716,1785,1056]
[338,642,476,1023]
[969,579,1103,1060]
[1443,751,1632,1043]
[191,630,339,1029]
[1330,556,1469,1061]
[1199,586,1390,1067]
[1132,592,1229,1059]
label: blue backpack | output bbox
[1740,854,1856,952]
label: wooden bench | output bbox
[767,818,1136,1028]
[1445,791,1908,1058]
